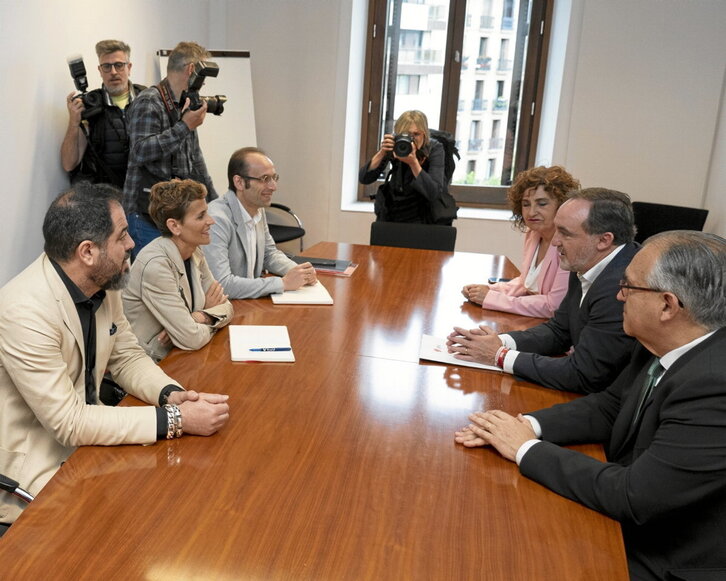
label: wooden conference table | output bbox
[0,242,628,580]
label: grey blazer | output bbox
[203,190,297,299]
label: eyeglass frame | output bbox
[98,62,129,73]
[239,174,280,186]
[618,278,684,307]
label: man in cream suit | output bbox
[0,183,229,529]
[204,147,317,299]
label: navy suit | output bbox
[508,242,639,393]
[524,328,726,580]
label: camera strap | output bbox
[155,79,181,125]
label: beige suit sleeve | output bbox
[138,255,218,351]
[196,250,234,329]
[0,297,160,448]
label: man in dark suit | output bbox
[448,188,639,393]
[456,230,726,580]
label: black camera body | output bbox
[67,56,103,120]
[180,61,227,116]
[393,133,414,157]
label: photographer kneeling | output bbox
[359,110,451,224]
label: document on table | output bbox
[419,334,501,371]
[229,325,295,362]
[271,281,334,305]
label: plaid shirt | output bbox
[123,79,217,214]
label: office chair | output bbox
[632,201,708,244]
[370,221,457,252]
[0,473,33,538]
[265,202,306,252]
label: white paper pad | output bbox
[229,325,295,362]
[270,281,334,305]
[419,334,501,371]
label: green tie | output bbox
[632,358,663,426]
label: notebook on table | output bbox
[229,325,295,362]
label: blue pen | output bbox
[249,347,292,352]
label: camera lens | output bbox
[393,133,413,157]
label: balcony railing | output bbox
[472,98,488,111]
[502,16,513,30]
[398,48,443,65]
[480,15,494,29]
[468,139,484,152]
[476,56,491,71]
[489,137,504,150]
[493,97,508,111]
[497,58,512,71]
[458,99,465,112]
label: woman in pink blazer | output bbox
[461,166,580,318]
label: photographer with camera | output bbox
[359,110,453,225]
[61,40,145,188]
[124,41,219,257]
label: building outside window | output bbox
[360,0,554,206]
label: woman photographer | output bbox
[123,179,233,361]
[359,110,447,224]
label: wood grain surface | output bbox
[0,242,628,580]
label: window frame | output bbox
[358,0,554,208]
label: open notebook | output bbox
[419,334,501,371]
[271,281,334,305]
[229,325,295,362]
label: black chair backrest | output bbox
[370,221,457,252]
[632,201,709,244]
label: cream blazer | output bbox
[0,254,181,523]
[122,237,233,361]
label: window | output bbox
[397,74,421,94]
[359,0,554,206]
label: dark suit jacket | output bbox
[508,242,639,393]
[523,328,726,581]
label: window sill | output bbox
[340,200,512,222]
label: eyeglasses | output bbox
[241,174,280,185]
[618,279,683,307]
[99,62,128,73]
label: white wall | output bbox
[0,0,215,284]
[551,0,726,218]
[1,0,725,284]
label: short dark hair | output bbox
[43,182,123,262]
[148,179,208,236]
[567,187,636,245]
[227,147,268,191]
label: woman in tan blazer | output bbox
[123,179,233,361]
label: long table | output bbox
[0,242,628,579]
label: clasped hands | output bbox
[454,410,536,462]
[446,324,502,366]
[166,390,230,436]
[461,284,490,305]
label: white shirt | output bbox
[523,242,543,294]
[515,331,717,464]
[236,198,262,278]
[499,245,626,373]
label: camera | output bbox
[67,56,103,120]
[180,61,227,116]
[393,133,414,157]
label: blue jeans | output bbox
[127,213,160,260]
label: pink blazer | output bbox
[481,230,569,318]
